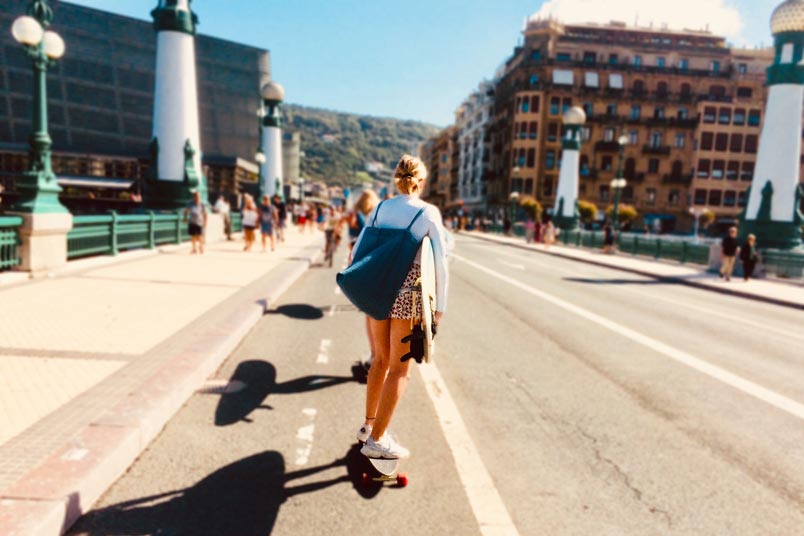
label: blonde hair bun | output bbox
[394,154,428,195]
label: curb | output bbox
[0,240,323,536]
[465,232,804,311]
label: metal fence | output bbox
[0,215,22,271]
[761,249,804,280]
[230,212,243,233]
[68,211,188,260]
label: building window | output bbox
[657,57,666,68]
[624,158,636,179]
[680,82,692,96]
[694,189,707,205]
[646,188,657,205]
[622,186,634,201]
[609,53,618,64]
[630,105,641,120]
[532,96,540,113]
[525,178,534,194]
[606,103,617,116]
[737,87,752,98]
[531,50,542,61]
[601,155,613,171]
[562,98,572,114]
[545,150,556,169]
[672,134,684,148]
[580,154,590,176]
[741,161,754,181]
[543,177,554,197]
[734,108,746,125]
[550,97,560,115]
[648,158,660,174]
[715,133,728,152]
[708,189,722,206]
[518,148,526,167]
[654,106,665,119]
[583,51,597,64]
[730,134,743,153]
[584,72,599,87]
[632,79,645,95]
[680,58,689,70]
[678,108,689,120]
[748,109,761,127]
[650,132,663,147]
[548,123,559,142]
[745,135,759,153]
[701,132,714,151]
[628,130,639,145]
[603,128,615,142]
[599,185,610,202]
[668,189,680,205]
[522,96,530,113]
[529,122,538,139]
[553,69,574,85]
[556,52,571,62]
[718,108,731,125]
[738,191,747,207]
[633,55,642,66]
[727,161,739,180]
[703,107,716,123]
[529,74,539,86]
[711,61,721,73]
[581,127,591,141]
[583,102,593,117]
[609,73,624,89]
[712,160,725,179]
[526,148,535,168]
[698,159,711,178]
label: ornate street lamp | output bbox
[611,134,629,231]
[11,0,67,214]
[553,106,586,231]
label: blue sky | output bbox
[62,1,777,127]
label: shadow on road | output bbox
[211,360,358,426]
[564,277,673,286]
[68,451,351,536]
[265,303,325,319]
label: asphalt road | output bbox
[70,233,804,536]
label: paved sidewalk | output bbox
[468,231,804,310]
[0,228,324,535]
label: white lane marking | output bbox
[317,339,331,364]
[295,408,317,465]
[497,260,525,270]
[418,362,520,536]
[328,304,336,317]
[454,253,804,423]
[473,241,804,343]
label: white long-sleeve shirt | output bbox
[352,195,449,313]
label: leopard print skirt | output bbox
[389,263,422,320]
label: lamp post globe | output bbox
[12,16,43,46]
[254,151,266,165]
[261,81,285,103]
[42,31,65,59]
[563,106,587,126]
[618,134,629,146]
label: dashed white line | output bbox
[294,408,317,466]
[418,362,520,536]
[317,339,331,364]
[454,253,804,423]
[497,259,525,270]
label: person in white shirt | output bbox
[354,155,449,460]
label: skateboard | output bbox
[361,457,408,487]
[419,236,437,363]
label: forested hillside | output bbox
[283,104,440,187]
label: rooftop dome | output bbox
[261,81,285,102]
[771,0,804,35]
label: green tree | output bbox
[519,195,542,220]
[578,200,598,225]
[701,209,715,228]
[605,204,638,224]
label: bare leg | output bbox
[365,318,390,425]
[370,318,413,441]
[365,315,376,359]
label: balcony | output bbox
[595,140,622,152]
[662,173,694,185]
[642,144,671,156]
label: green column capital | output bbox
[151,0,198,35]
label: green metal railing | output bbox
[230,212,243,233]
[0,215,22,271]
[68,211,188,260]
[761,250,804,279]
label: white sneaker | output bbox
[360,433,410,459]
[356,423,373,443]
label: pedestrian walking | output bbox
[350,155,449,460]
[524,217,535,244]
[603,222,616,254]
[259,194,278,252]
[719,225,740,281]
[184,190,207,255]
[543,219,556,250]
[740,233,759,281]
[296,203,307,232]
[272,194,287,243]
[213,196,232,241]
[241,195,259,252]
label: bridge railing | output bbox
[230,212,243,233]
[68,211,188,260]
[761,250,804,280]
[0,215,22,272]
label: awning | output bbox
[58,176,135,190]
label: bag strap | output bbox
[406,207,426,230]
[371,200,386,227]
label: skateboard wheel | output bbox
[361,473,371,486]
[396,474,408,487]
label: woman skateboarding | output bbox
[351,155,449,459]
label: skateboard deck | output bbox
[362,457,408,487]
[419,236,437,363]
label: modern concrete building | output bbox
[0,0,270,212]
[455,81,494,213]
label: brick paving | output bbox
[0,229,323,493]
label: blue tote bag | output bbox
[336,202,426,320]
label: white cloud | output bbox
[532,0,743,39]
